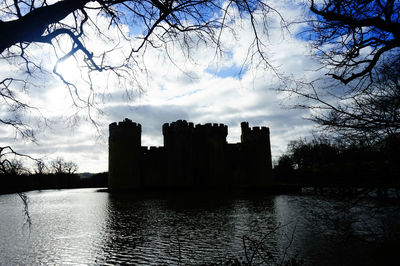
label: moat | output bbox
[1,188,399,265]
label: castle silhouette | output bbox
[108,119,272,190]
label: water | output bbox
[0,188,399,265]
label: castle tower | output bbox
[108,118,142,190]
[162,120,195,187]
[193,123,228,188]
[240,122,251,142]
[240,122,272,187]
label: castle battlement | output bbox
[109,118,142,137]
[194,123,228,137]
[250,126,269,134]
[162,120,195,135]
[240,122,270,144]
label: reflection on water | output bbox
[0,189,109,264]
[0,189,399,265]
[100,194,280,265]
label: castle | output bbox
[108,119,272,190]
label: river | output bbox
[0,188,399,265]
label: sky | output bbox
[0,1,324,173]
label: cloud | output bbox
[0,1,318,172]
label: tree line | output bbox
[0,153,107,194]
[274,134,400,187]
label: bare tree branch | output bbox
[305,0,400,85]
[1,0,282,145]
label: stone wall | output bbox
[108,119,272,190]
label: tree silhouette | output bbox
[281,0,400,144]
[50,157,78,174]
[275,134,400,185]
[282,52,400,145]
[0,146,35,174]
[34,159,47,175]
[309,59,400,144]
[305,0,400,85]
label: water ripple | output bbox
[1,188,399,265]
